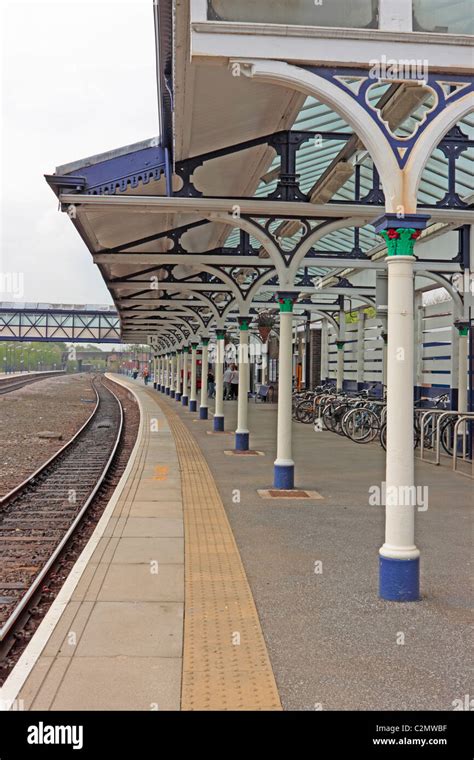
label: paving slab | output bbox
[128,500,183,518]
[49,657,181,711]
[98,563,184,602]
[74,601,183,657]
[113,536,184,564]
[121,516,184,538]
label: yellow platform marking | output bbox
[153,465,169,481]
[148,392,282,711]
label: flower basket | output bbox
[256,310,276,343]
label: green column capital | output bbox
[190,341,199,349]
[216,329,226,340]
[378,228,422,257]
[277,292,298,313]
[237,316,251,330]
[201,337,210,347]
[182,346,190,353]
[336,341,345,350]
[455,321,469,337]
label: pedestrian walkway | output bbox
[3,376,280,711]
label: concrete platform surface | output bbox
[11,378,185,711]
[3,376,280,712]
[160,389,472,712]
[3,376,471,712]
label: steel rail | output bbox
[0,380,100,508]
[0,371,65,396]
[0,379,124,641]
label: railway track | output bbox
[0,371,65,395]
[0,375,123,646]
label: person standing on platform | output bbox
[230,363,239,399]
[143,367,150,385]
[223,364,233,400]
[207,368,215,398]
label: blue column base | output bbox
[160,385,164,392]
[199,406,208,420]
[170,389,175,398]
[273,463,294,490]
[379,555,420,602]
[235,432,249,451]
[213,416,224,432]
[182,395,188,406]
[153,382,157,389]
[166,387,170,396]
[189,399,197,412]
[176,392,181,402]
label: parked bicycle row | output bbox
[292,385,465,455]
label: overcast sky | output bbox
[1,0,158,305]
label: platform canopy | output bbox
[45,0,474,345]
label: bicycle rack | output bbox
[418,408,447,464]
[453,414,474,479]
[418,408,473,471]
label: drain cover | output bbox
[268,489,310,498]
[257,488,323,500]
[224,450,265,456]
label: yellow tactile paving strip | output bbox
[148,391,282,711]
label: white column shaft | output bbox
[356,315,365,384]
[261,342,268,385]
[175,352,183,393]
[175,352,181,395]
[214,337,224,417]
[190,347,197,402]
[182,351,188,396]
[458,333,468,413]
[200,344,209,408]
[321,320,328,381]
[382,256,418,560]
[236,330,249,434]
[336,346,344,391]
[275,311,294,466]
[170,354,175,389]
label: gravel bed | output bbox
[0,373,96,497]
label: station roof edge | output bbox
[55,137,161,177]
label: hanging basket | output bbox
[258,325,272,343]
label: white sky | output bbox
[0,0,158,305]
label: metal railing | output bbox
[417,408,473,476]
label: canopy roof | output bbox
[45,3,473,344]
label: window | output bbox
[413,0,474,34]
[207,0,378,29]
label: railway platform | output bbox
[1,375,280,711]
[1,374,471,711]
